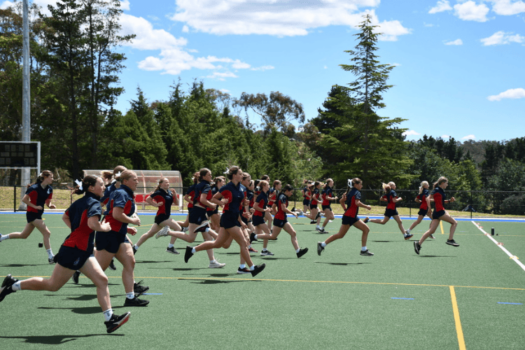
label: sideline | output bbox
[449,286,467,350]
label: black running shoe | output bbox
[360,249,374,256]
[184,246,194,263]
[363,217,369,224]
[310,220,316,224]
[250,232,258,244]
[404,233,414,241]
[446,239,460,247]
[237,267,251,274]
[108,259,117,271]
[0,274,18,302]
[414,241,421,255]
[105,312,131,334]
[166,247,180,255]
[297,247,308,258]
[124,296,149,307]
[48,257,55,264]
[250,264,266,277]
[317,242,324,256]
[134,281,149,295]
[132,246,137,255]
[315,212,321,220]
[72,271,80,284]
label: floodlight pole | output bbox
[19,0,31,210]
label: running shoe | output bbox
[155,226,169,239]
[48,257,55,264]
[315,226,322,232]
[315,212,321,220]
[318,228,328,234]
[132,246,137,255]
[0,274,18,302]
[195,225,209,233]
[72,271,80,284]
[184,246,194,263]
[297,248,309,258]
[317,242,324,256]
[404,233,414,241]
[208,261,226,268]
[363,217,369,224]
[195,221,209,231]
[413,241,421,255]
[134,281,149,295]
[0,234,3,242]
[360,250,374,256]
[310,220,317,224]
[108,259,117,271]
[249,232,258,243]
[250,264,266,277]
[237,267,251,274]
[446,239,460,247]
[260,250,274,256]
[105,312,131,334]
[166,247,180,255]
[248,247,258,253]
[430,234,435,239]
[124,296,149,307]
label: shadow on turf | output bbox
[64,283,120,288]
[38,305,125,315]
[0,334,123,345]
[0,263,40,267]
[182,278,261,285]
[136,260,173,264]
[315,262,371,266]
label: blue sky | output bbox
[3,0,524,142]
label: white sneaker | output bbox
[196,221,209,231]
[155,226,169,239]
[208,260,226,268]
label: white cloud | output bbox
[251,65,274,71]
[429,0,452,13]
[445,38,463,45]
[206,72,238,81]
[324,65,328,69]
[462,134,476,140]
[390,62,401,66]
[220,89,230,93]
[490,0,525,15]
[120,0,130,10]
[424,22,435,27]
[403,130,420,136]
[182,25,190,33]
[120,14,188,50]
[454,1,489,22]
[488,88,525,101]
[481,31,525,45]
[0,1,15,9]
[442,134,450,139]
[171,0,410,41]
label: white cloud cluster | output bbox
[429,0,452,13]
[171,0,410,41]
[490,0,525,15]
[454,1,490,22]
[488,88,525,101]
[481,31,524,45]
[445,38,463,45]
[403,130,420,137]
[462,134,476,140]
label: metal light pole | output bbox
[19,0,31,210]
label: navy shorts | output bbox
[241,215,249,225]
[206,209,219,218]
[303,199,310,206]
[253,215,265,226]
[26,211,43,223]
[310,204,318,210]
[189,207,208,225]
[220,212,241,229]
[56,245,92,271]
[384,209,399,218]
[273,218,288,228]
[418,209,430,217]
[342,216,359,226]
[155,214,170,225]
[322,205,331,211]
[432,210,446,220]
[95,230,130,254]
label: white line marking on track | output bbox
[471,221,525,272]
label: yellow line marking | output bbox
[449,286,467,350]
[440,221,445,235]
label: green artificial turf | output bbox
[0,213,524,349]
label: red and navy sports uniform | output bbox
[151,189,174,225]
[302,186,310,206]
[240,184,250,225]
[25,183,53,223]
[190,180,211,225]
[417,188,430,216]
[246,189,254,223]
[431,187,446,219]
[342,188,361,226]
[96,185,135,254]
[57,192,102,270]
[207,185,220,218]
[321,187,333,211]
[273,193,289,228]
[268,187,276,207]
[101,181,117,206]
[310,188,319,209]
[253,192,268,226]
[382,190,399,218]
[219,181,245,229]
[186,184,196,210]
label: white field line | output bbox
[471,221,525,272]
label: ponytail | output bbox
[419,181,429,194]
[113,165,127,182]
[155,178,168,192]
[433,177,448,189]
[73,175,99,195]
[382,183,391,194]
[29,170,53,188]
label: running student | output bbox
[95,170,150,307]
[301,179,310,216]
[319,179,338,234]
[132,178,182,254]
[251,180,274,256]
[250,184,308,258]
[185,166,266,277]
[414,177,459,255]
[208,176,225,232]
[261,175,273,230]
[406,181,434,239]
[369,182,412,240]
[241,173,257,254]
[0,170,56,263]
[317,178,374,257]
[307,182,322,229]
[0,175,130,334]
[268,180,282,216]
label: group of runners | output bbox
[0,166,460,333]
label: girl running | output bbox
[0,175,131,333]
[208,176,225,232]
[301,179,311,216]
[369,182,412,240]
[251,180,273,256]
[250,184,308,258]
[405,181,434,239]
[413,177,459,255]
[241,173,257,253]
[317,178,374,257]
[184,166,266,277]
[307,182,322,230]
[261,175,273,231]
[0,170,56,263]
[319,179,338,234]
[268,180,282,216]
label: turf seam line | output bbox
[440,221,445,235]
[449,286,466,350]
[471,221,525,272]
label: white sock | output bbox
[134,245,139,250]
[262,248,267,252]
[0,234,10,241]
[126,292,135,299]
[361,246,367,251]
[248,244,252,249]
[254,234,258,240]
[12,281,22,291]
[240,264,246,269]
[103,309,114,322]
[296,248,301,253]
[191,247,196,254]
[210,259,217,263]
[321,242,327,248]
[249,265,255,271]
[46,249,54,259]
[168,243,174,248]
[406,229,411,234]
